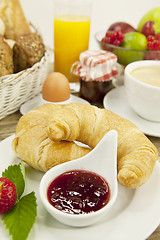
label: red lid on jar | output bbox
[71,50,118,82]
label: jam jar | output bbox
[80,78,113,103]
[71,50,118,104]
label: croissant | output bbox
[47,103,158,189]
[12,104,90,172]
[12,103,158,189]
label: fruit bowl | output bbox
[96,31,160,66]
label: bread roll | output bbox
[0,34,13,76]
[0,0,31,40]
[13,32,45,72]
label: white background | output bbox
[21,0,160,49]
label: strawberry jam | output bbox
[47,170,110,214]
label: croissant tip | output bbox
[47,125,65,141]
[118,169,142,189]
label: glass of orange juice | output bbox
[53,0,92,91]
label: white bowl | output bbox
[39,130,118,227]
[124,60,160,122]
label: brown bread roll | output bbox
[13,32,45,72]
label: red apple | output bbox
[141,21,160,36]
[108,22,137,34]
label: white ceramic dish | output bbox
[124,60,160,122]
[103,86,160,137]
[40,131,118,227]
[20,94,90,115]
[0,135,160,240]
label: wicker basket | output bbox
[0,49,50,120]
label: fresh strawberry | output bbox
[0,177,17,214]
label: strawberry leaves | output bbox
[2,163,25,200]
[2,192,37,240]
[1,161,37,240]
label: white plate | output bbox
[20,94,90,115]
[103,86,160,137]
[0,135,160,240]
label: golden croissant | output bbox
[12,103,158,189]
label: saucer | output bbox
[103,86,160,137]
[20,94,90,115]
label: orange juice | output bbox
[54,15,90,82]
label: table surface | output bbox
[0,109,160,240]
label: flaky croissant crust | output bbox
[12,103,158,189]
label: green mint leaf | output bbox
[2,192,37,240]
[2,163,25,199]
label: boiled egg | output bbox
[42,72,70,102]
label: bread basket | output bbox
[0,49,50,120]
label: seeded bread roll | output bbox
[13,32,45,72]
[0,34,14,76]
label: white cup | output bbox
[124,60,160,122]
